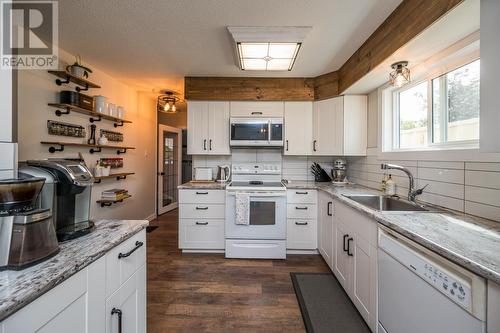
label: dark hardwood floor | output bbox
[147,209,329,333]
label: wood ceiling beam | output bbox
[184,0,464,101]
[337,0,464,93]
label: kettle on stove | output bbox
[216,165,231,183]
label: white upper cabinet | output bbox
[230,101,284,117]
[187,101,230,155]
[312,96,367,156]
[284,102,313,155]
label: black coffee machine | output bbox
[20,159,95,241]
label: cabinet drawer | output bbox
[287,219,317,250]
[179,219,225,249]
[179,204,225,219]
[287,189,317,204]
[105,230,146,298]
[230,101,284,117]
[287,204,317,219]
[179,189,225,204]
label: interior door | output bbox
[208,102,230,154]
[158,125,182,215]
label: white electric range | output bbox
[225,163,287,259]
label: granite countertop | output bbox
[285,181,500,284]
[178,181,227,190]
[0,219,148,321]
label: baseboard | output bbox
[182,249,225,254]
[287,249,319,255]
[145,213,157,222]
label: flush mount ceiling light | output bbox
[227,26,312,71]
[157,90,182,114]
[389,61,411,87]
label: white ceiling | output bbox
[58,0,402,93]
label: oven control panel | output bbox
[232,163,281,175]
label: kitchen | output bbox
[1,0,500,332]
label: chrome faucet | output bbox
[381,163,426,202]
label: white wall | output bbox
[17,48,157,220]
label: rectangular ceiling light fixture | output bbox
[228,26,312,71]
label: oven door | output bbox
[225,191,286,239]
[230,118,270,146]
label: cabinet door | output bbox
[230,101,284,117]
[284,102,313,155]
[352,237,377,330]
[334,219,352,293]
[287,219,317,250]
[313,97,343,155]
[343,96,367,156]
[187,101,209,154]
[179,218,225,249]
[208,102,230,155]
[317,191,334,269]
[106,264,146,333]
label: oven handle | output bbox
[226,191,286,197]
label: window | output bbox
[393,59,480,150]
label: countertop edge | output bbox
[0,221,148,322]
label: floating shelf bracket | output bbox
[48,144,64,153]
[89,115,102,123]
[89,147,102,154]
[116,175,127,180]
[100,202,113,207]
[75,84,89,92]
[55,76,70,86]
[117,148,127,155]
[114,120,124,127]
[94,179,102,184]
[55,106,71,117]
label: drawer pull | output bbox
[118,241,143,259]
[295,191,308,195]
[196,206,209,210]
[295,221,308,225]
[111,308,123,333]
[196,221,208,225]
[196,191,208,195]
[251,111,263,115]
[295,206,308,210]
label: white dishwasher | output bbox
[378,226,487,333]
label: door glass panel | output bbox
[249,201,275,225]
[231,123,268,141]
[162,131,178,208]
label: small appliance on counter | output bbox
[20,159,95,241]
[194,167,213,181]
[0,176,59,270]
[332,159,348,184]
[216,165,231,183]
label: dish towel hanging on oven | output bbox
[235,193,250,225]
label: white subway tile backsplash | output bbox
[257,150,282,162]
[465,186,500,207]
[416,179,464,200]
[231,149,257,162]
[465,162,500,172]
[465,170,500,189]
[418,167,464,184]
[465,201,500,222]
[418,161,464,170]
[419,192,464,212]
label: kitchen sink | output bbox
[343,194,429,212]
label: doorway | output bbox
[158,125,182,215]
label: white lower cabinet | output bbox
[332,199,377,332]
[0,230,147,333]
[317,190,334,269]
[178,189,225,251]
[488,281,500,333]
[286,190,317,250]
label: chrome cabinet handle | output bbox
[343,234,349,252]
[295,191,308,195]
[196,206,208,210]
[347,237,354,256]
[111,308,122,333]
[118,241,143,259]
[295,221,308,225]
[196,221,208,225]
[327,201,333,216]
[295,206,308,210]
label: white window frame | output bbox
[384,47,480,153]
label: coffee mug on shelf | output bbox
[116,106,125,119]
[94,95,107,114]
[107,103,116,117]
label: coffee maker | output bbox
[20,159,95,241]
[0,176,59,270]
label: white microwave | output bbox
[230,118,283,147]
